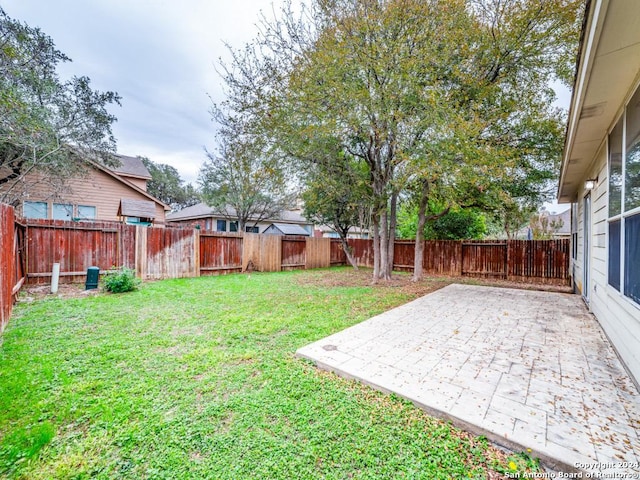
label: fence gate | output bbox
[461,241,508,279]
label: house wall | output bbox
[573,128,640,386]
[14,167,165,223]
[116,175,147,191]
[169,216,314,234]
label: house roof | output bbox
[558,0,640,203]
[118,199,157,219]
[266,223,310,236]
[166,202,311,225]
[166,202,214,220]
[84,157,170,212]
[112,155,152,180]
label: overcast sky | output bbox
[2,1,571,211]
[2,0,284,184]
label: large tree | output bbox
[198,106,294,232]
[140,157,200,211]
[218,0,467,281]
[0,8,121,206]
[216,0,581,282]
[406,0,581,280]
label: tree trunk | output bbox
[387,191,398,275]
[379,209,392,281]
[338,233,358,270]
[372,213,380,282]
[412,186,429,282]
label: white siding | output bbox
[574,145,640,384]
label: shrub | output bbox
[103,267,141,293]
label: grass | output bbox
[0,268,541,479]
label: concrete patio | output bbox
[296,284,640,477]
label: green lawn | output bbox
[0,268,539,479]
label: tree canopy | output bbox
[140,157,200,211]
[215,0,582,281]
[0,8,121,205]
[198,104,294,231]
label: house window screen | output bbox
[571,203,578,260]
[77,205,96,219]
[625,87,640,212]
[216,220,227,232]
[624,213,640,304]
[24,201,47,219]
[609,119,623,216]
[53,203,73,220]
[608,220,621,291]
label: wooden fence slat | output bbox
[200,233,243,276]
[282,236,306,270]
[306,237,331,269]
[330,239,346,265]
[1,204,16,332]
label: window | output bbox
[125,217,152,226]
[607,83,640,305]
[571,203,578,260]
[53,203,73,220]
[23,201,47,219]
[77,205,96,220]
[626,88,640,211]
[230,221,238,232]
[609,119,623,216]
[216,219,227,232]
[245,226,259,233]
[624,214,640,303]
[609,220,621,291]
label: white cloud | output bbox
[2,0,283,185]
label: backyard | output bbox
[0,268,544,479]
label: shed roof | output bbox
[118,199,157,219]
[267,223,310,236]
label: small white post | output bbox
[51,263,60,294]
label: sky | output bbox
[2,0,284,185]
[2,0,571,212]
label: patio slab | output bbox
[296,284,640,477]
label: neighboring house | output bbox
[4,154,169,224]
[559,0,640,386]
[166,202,315,234]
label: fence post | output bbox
[194,228,201,278]
[135,226,147,279]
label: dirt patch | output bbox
[19,283,102,302]
[296,267,572,299]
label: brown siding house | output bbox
[3,155,169,223]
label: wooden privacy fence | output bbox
[0,204,25,332]
[349,238,570,285]
[1,209,570,326]
[16,219,338,285]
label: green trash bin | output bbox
[85,266,100,290]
